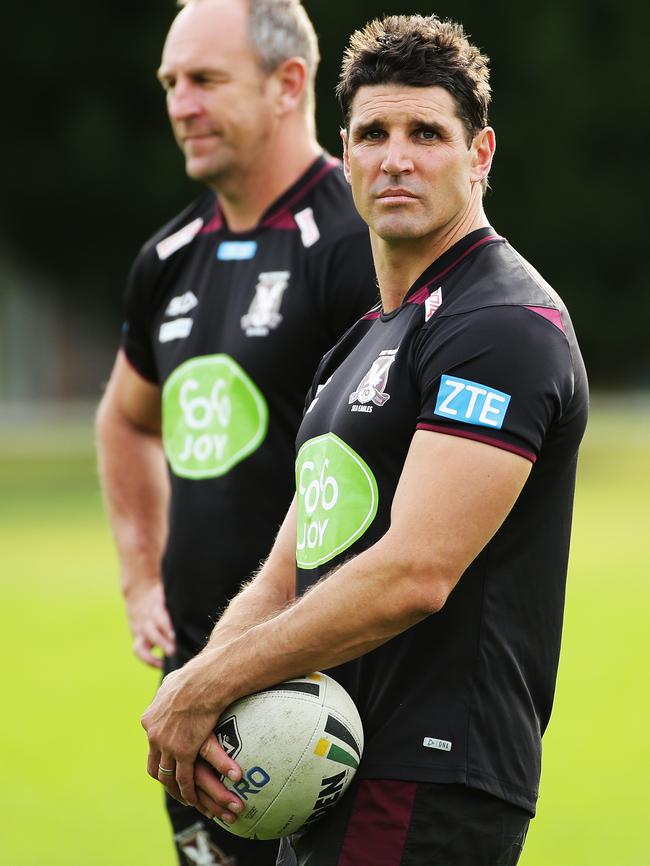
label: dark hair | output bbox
[337,15,491,144]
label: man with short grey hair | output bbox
[96,1,376,863]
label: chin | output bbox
[185,159,225,184]
[373,221,429,242]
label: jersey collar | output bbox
[207,153,340,238]
[381,227,504,320]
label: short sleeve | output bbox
[121,250,159,384]
[413,305,575,463]
[311,229,378,344]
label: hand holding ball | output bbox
[213,672,363,839]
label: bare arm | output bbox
[141,430,531,813]
[96,350,174,667]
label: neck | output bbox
[211,118,321,232]
[373,198,490,313]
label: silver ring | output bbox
[158,765,175,776]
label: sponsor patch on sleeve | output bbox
[434,376,511,429]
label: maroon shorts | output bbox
[277,780,530,866]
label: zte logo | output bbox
[434,376,511,429]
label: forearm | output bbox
[96,402,169,594]
[193,528,438,710]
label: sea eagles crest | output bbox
[349,349,398,407]
[241,271,290,336]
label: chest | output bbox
[151,233,313,383]
[299,311,422,472]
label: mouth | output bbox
[181,132,221,145]
[376,188,419,203]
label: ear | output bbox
[272,57,308,116]
[470,127,496,184]
[341,128,351,184]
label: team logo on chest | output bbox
[349,349,398,413]
[241,271,290,337]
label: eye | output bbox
[362,128,386,141]
[159,77,175,93]
[416,128,439,141]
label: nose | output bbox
[381,135,414,176]
[167,79,202,121]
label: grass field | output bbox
[1,397,649,865]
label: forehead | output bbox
[160,0,254,73]
[349,84,462,128]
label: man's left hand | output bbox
[141,664,244,822]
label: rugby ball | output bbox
[212,672,363,839]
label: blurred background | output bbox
[2,1,649,864]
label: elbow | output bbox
[400,557,461,617]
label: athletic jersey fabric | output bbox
[294,227,589,815]
[122,155,377,665]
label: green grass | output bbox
[1,399,648,865]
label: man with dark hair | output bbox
[96,1,376,864]
[140,14,588,866]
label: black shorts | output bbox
[166,793,279,866]
[277,780,530,866]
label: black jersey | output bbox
[295,227,588,815]
[122,155,377,665]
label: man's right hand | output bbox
[125,581,176,668]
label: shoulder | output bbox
[446,239,569,316]
[411,239,587,390]
[293,159,368,254]
[136,190,217,266]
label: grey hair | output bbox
[178,0,320,109]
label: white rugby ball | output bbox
[212,672,363,839]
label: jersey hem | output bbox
[416,423,537,463]
[358,762,537,816]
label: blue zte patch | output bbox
[434,376,511,429]
[217,241,258,261]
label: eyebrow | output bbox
[352,117,448,137]
[156,64,229,83]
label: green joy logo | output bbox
[162,355,268,479]
[295,433,378,569]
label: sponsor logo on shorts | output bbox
[162,354,268,479]
[159,318,194,343]
[217,240,258,261]
[175,822,235,865]
[434,376,511,429]
[241,271,290,336]
[156,218,204,261]
[166,291,198,317]
[295,433,378,569]
[349,349,398,412]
